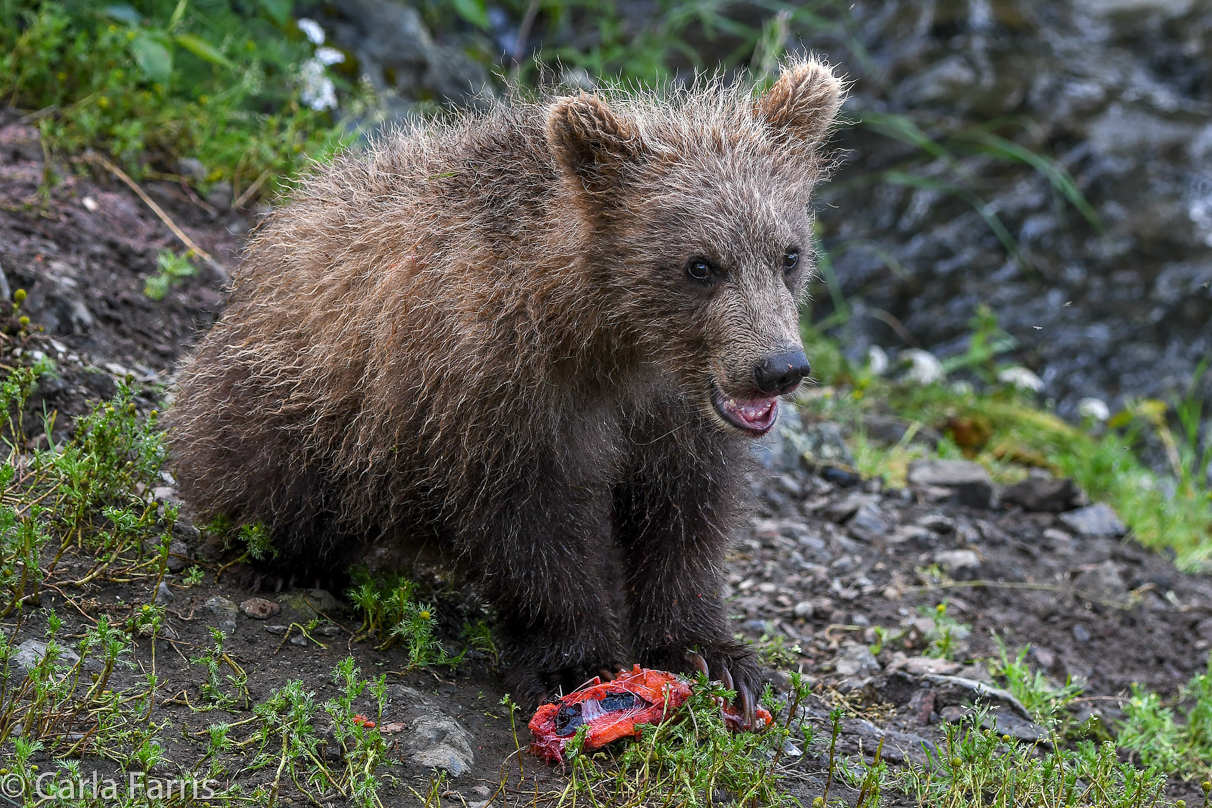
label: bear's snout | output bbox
[752,348,811,396]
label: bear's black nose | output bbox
[754,349,811,395]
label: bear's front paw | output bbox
[503,659,629,711]
[652,644,763,730]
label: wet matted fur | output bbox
[169,58,845,708]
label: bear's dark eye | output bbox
[686,258,715,282]
[783,250,799,272]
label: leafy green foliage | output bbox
[0,0,356,201]
[143,249,196,300]
[347,569,462,668]
[1117,656,1212,777]
[989,642,1084,722]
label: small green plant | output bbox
[347,569,462,668]
[921,602,971,660]
[461,619,499,664]
[1116,654,1212,778]
[190,627,249,709]
[143,249,196,300]
[989,640,1084,722]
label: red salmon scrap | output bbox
[528,665,772,764]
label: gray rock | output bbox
[205,181,233,210]
[278,588,341,617]
[1058,503,1127,538]
[890,656,963,677]
[934,549,981,580]
[202,596,239,635]
[387,685,475,778]
[1072,560,1129,605]
[14,639,80,673]
[792,600,814,619]
[918,674,1033,722]
[154,581,174,604]
[832,644,881,678]
[984,710,1048,742]
[25,265,94,336]
[847,503,890,542]
[796,421,857,468]
[1000,476,1083,513]
[165,538,190,573]
[907,460,993,509]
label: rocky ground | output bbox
[1,110,1210,806]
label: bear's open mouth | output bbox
[711,387,779,436]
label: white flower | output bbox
[300,58,338,111]
[1077,397,1110,422]
[297,17,326,46]
[866,345,889,376]
[901,349,945,385]
[997,366,1044,392]
[315,46,345,66]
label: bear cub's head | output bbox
[547,58,845,437]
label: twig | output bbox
[78,152,227,279]
[233,169,271,210]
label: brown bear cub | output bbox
[169,58,844,723]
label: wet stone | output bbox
[847,503,891,542]
[1072,560,1129,605]
[1001,476,1084,513]
[387,685,475,778]
[934,549,982,580]
[907,460,994,509]
[1058,503,1127,538]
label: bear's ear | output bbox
[547,93,644,202]
[756,58,844,149]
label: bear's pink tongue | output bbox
[722,396,777,430]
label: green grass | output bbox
[1,0,357,203]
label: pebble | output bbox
[1058,502,1127,538]
[154,581,173,604]
[848,503,891,542]
[907,460,994,509]
[202,596,239,635]
[934,549,982,579]
[239,597,281,620]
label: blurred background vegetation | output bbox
[1,0,1209,563]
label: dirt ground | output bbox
[1,117,1209,806]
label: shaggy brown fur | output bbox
[169,58,844,713]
